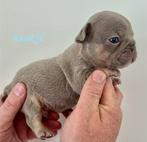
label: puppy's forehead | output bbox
[88,11,133,37]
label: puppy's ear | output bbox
[75,23,92,43]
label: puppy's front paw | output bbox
[111,77,121,85]
[100,68,121,85]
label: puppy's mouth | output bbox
[116,47,137,67]
[118,48,133,63]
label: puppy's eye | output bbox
[108,36,120,44]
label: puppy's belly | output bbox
[36,76,80,112]
[40,85,79,113]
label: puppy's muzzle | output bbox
[118,46,137,65]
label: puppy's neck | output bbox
[58,42,97,68]
[56,43,96,93]
[80,43,101,68]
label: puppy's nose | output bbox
[127,40,136,53]
[129,40,136,47]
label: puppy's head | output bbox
[76,11,137,69]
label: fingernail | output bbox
[92,70,106,84]
[14,83,25,96]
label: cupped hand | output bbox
[61,70,123,142]
[0,83,61,142]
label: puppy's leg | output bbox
[22,92,54,140]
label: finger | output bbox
[48,111,60,120]
[44,120,61,130]
[62,109,73,118]
[0,83,26,126]
[114,86,123,106]
[14,112,34,141]
[101,78,123,107]
[0,93,2,106]
[27,129,37,140]
[77,70,106,113]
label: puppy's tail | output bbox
[0,84,12,102]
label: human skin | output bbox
[61,70,123,142]
[0,83,61,142]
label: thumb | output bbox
[0,83,26,126]
[77,70,106,113]
[101,78,123,107]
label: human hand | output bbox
[0,83,61,142]
[61,70,123,142]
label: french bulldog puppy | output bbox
[1,11,137,140]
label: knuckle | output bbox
[86,85,102,97]
[3,99,16,111]
[116,87,123,100]
[109,106,122,121]
[113,108,123,122]
[119,92,123,100]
